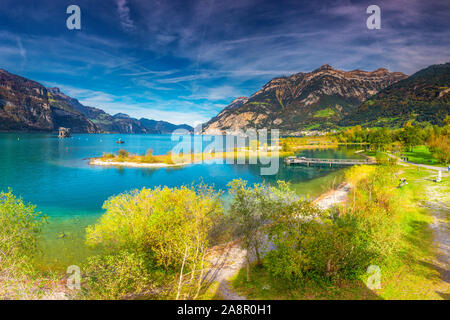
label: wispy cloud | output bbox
[121,69,178,77]
[0,0,449,125]
[116,0,135,31]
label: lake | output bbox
[0,133,362,269]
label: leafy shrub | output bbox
[0,190,46,268]
[118,149,129,158]
[257,166,401,285]
[228,179,325,281]
[85,185,223,299]
[141,149,157,163]
[81,251,162,300]
[341,166,401,261]
[0,190,47,298]
[427,133,450,164]
[101,153,116,160]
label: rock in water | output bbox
[58,127,71,138]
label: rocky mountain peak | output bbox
[113,113,131,119]
[226,97,249,110]
[314,64,335,72]
[48,87,61,94]
[202,65,408,134]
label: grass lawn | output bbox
[401,145,444,166]
[230,166,448,300]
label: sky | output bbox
[0,0,449,126]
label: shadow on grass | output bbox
[436,291,450,300]
[224,264,382,300]
[395,204,448,298]
[418,261,449,284]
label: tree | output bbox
[227,180,305,281]
[398,122,424,151]
[368,128,391,151]
[227,180,268,280]
[427,133,450,164]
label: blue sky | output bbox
[0,0,449,126]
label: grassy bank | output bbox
[230,165,448,299]
[398,145,446,166]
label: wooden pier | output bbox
[284,156,373,167]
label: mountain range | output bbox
[340,63,450,127]
[202,64,408,134]
[0,69,193,134]
[203,63,449,134]
[1,63,449,135]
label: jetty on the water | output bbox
[284,156,373,167]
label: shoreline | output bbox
[89,158,186,168]
[88,150,293,168]
[313,182,352,210]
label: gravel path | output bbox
[421,178,450,298]
[205,241,248,300]
[385,153,448,171]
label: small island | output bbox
[89,137,340,168]
[89,149,183,168]
[89,145,298,168]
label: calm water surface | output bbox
[0,133,362,268]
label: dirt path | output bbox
[207,183,352,300]
[385,153,448,171]
[205,241,248,300]
[421,177,450,298]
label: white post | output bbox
[436,170,442,182]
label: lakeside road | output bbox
[385,152,448,171]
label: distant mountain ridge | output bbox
[202,64,407,134]
[0,69,193,134]
[0,69,97,133]
[341,63,450,127]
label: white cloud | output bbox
[116,0,135,31]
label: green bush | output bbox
[341,166,401,261]
[141,149,157,163]
[249,166,402,285]
[85,185,224,299]
[0,190,46,268]
[118,149,129,158]
[0,190,47,298]
[81,251,162,300]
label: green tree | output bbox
[398,122,424,151]
[427,133,450,164]
[368,128,391,151]
[227,180,305,281]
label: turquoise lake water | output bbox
[0,133,362,269]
